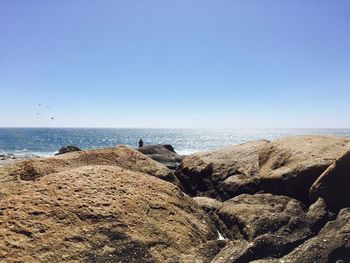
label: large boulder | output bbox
[259,135,350,203]
[0,146,179,198]
[176,140,269,200]
[310,148,350,211]
[251,208,350,263]
[138,144,177,155]
[0,165,218,262]
[216,194,316,257]
[138,144,185,170]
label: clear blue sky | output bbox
[1,0,349,128]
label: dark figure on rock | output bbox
[138,138,144,148]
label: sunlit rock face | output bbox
[0,165,217,262]
[176,140,269,200]
[259,135,350,203]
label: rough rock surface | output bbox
[259,135,350,203]
[182,240,229,263]
[210,237,301,263]
[55,145,82,155]
[193,197,223,212]
[192,197,232,242]
[0,165,217,262]
[210,239,253,263]
[1,136,350,262]
[176,140,269,200]
[251,208,350,263]
[306,198,331,233]
[138,144,185,170]
[217,194,314,256]
[310,148,350,211]
[0,146,178,198]
[209,195,334,262]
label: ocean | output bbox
[1,128,350,157]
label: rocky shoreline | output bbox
[0,135,349,262]
[0,153,39,168]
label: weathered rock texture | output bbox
[176,140,269,200]
[210,194,333,262]
[210,239,254,263]
[259,135,350,203]
[306,197,331,233]
[251,208,350,263]
[1,135,350,262]
[138,144,185,170]
[0,146,178,198]
[0,165,217,262]
[310,148,350,211]
[217,194,314,256]
[193,197,223,212]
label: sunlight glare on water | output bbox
[0,128,350,156]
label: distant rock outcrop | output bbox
[0,153,16,160]
[138,144,185,170]
[0,153,38,168]
[56,145,82,155]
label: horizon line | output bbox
[1,127,350,130]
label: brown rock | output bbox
[183,240,229,263]
[138,144,185,170]
[0,165,217,262]
[217,194,313,256]
[193,197,223,212]
[310,148,350,211]
[259,135,350,203]
[210,239,253,263]
[251,208,350,263]
[0,146,179,197]
[210,236,302,263]
[306,197,330,232]
[176,140,269,200]
[192,197,233,242]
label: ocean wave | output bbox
[176,149,200,155]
